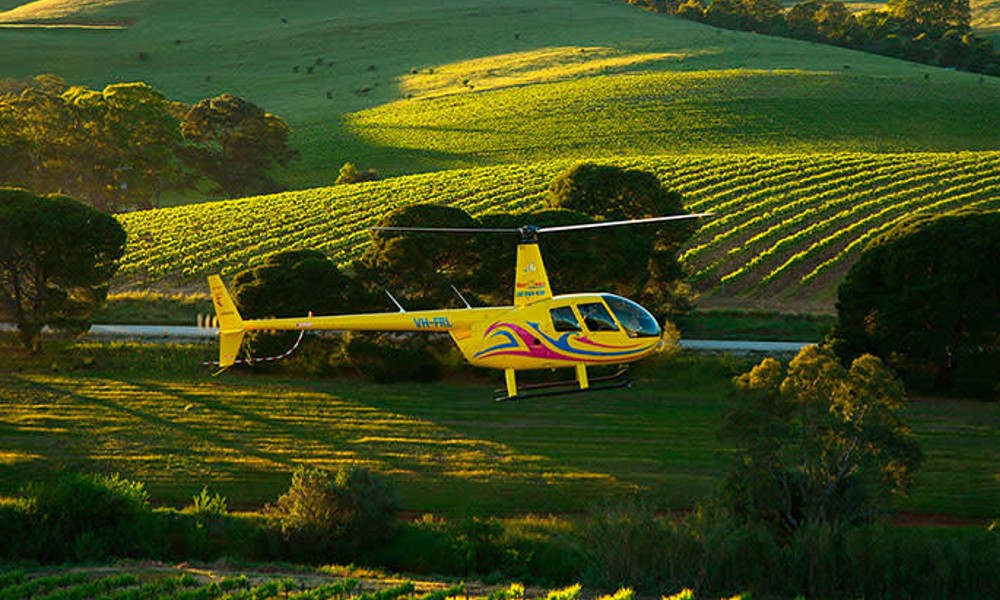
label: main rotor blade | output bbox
[537,213,713,234]
[370,226,518,234]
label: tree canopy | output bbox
[355,165,698,315]
[181,94,298,198]
[547,162,697,315]
[0,187,126,352]
[0,76,298,211]
[832,210,999,399]
[723,345,922,532]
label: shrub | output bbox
[19,472,154,562]
[265,465,398,562]
[187,485,228,518]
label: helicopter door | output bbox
[577,302,620,333]
[549,305,582,332]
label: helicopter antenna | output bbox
[384,290,406,312]
[451,284,472,309]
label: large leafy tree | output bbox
[62,82,190,211]
[723,345,922,532]
[231,249,364,368]
[355,204,480,310]
[832,210,999,399]
[181,94,298,198]
[0,188,126,352]
[0,77,193,212]
[547,162,698,315]
[887,0,971,32]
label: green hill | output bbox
[1,0,988,184]
[343,69,1000,173]
[117,152,1000,313]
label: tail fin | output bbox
[514,241,552,307]
[207,275,246,369]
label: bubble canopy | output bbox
[602,294,661,338]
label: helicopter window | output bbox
[603,294,661,338]
[578,302,619,332]
[550,306,581,332]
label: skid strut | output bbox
[495,366,632,401]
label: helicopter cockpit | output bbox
[548,295,661,339]
[602,294,661,338]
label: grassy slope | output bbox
[116,153,1000,312]
[0,351,996,518]
[0,0,982,184]
[345,69,1000,171]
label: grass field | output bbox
[0,344,996,519]
[115,152,1000,312]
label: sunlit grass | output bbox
[0,348,996,518]
[399,46,704,100]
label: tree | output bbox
[265,465,398,562]
[722,345,922,532]
[0,188,126,352]
[180,94,298,198]
[231,249,364,370]
[887,0,971,33]
[62,82,191,211]
[334,162,379,185]
[787,1,862,45]
[0,77,194,212]
[547,162,698,316]
[832,210,1000,399]
[355,204,480,310]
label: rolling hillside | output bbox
[2,0,993,183]
[117,152,1000,313]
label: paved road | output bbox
[81,324,810,354]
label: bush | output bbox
[19,473,154,562]
[187,485,228,519]
[265,465,398,562]
[832,209,1000,399]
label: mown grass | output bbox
[0,341,996,519]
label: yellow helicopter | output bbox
[208,214,709,400]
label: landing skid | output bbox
[494,367,632,402]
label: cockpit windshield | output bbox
[602,295,661,338]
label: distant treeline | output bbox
[628,0,1000,76]
[0,75,297,213]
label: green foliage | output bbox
[336,162,380,185]
[723,345,923,532]
[833,209,1000,399]
[0,187,127,352]
[341,332,449,383]
[232,249,364,372]
[356,204,480,309]
[188,485,229,518]
[546,162,696,315]
[180,93,298,198]
[0,77,193,212]
[18,472,152,562]
[265,464,399,562]
[888,0,971,32]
